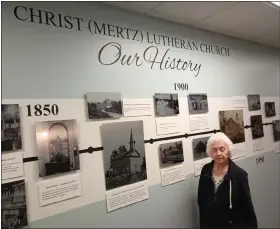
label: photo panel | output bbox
[154,93,179,116]
[1,104,22,152]
[159,140,184,168]
[1,180,28,229]
[247,94,261,111]
[86,92,123,120]
[192,136,210,161]
[101,120,147,191]
[251,115,264,139]
[264,102,276,117]
[187,94,209,115]
[219,110,245,144]
[36,119,80,177]
[272,120,280,141]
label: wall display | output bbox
[159,141,184,168]
[251,115,264,139]
[192,136,210,161]
[219,110,245,144]
[247,94,261,111]
[36,119,80,177]
[38,173,82,207]
[101,120,147,191]
[273,120,280,141]
[187,94,209,115]
[264,102,276,117]
[154,93,179,116]
[1,180,28,229]
[86,92,123,120]
[2,152,24,180]
[1,104,22,152]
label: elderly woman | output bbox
[197,132,258,228]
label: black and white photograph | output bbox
[187,94,209,115]
[36,119,80,177]
[154,93,179,116]
[1,104,22,152]
[265,102,276,117]
[86,92,122,120]
[272,120,280,141]
[192,136,210,161]
[101,120,147,191]
[219,110,245,144]
[1,180,28,229]
[159,141,184,168]
[251,115,264,139]
[247,94,261,111]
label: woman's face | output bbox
[210,140,229,164]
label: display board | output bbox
[1,1,280,228]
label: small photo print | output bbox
[192,136,210,161]
[251,115,264,139]
[264,102,276,117]
[154,93,179,116]
[86,92,123,120]
[159,141,184,168]
[272,120,280,141]
[102,120,147,191]
[219,110,245,144]
[187,94,209,115]
[247,94,261,111]
[36,119,80,177]
[1,180,28,229]
[1,104,22,152]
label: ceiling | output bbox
[104,1,280,49]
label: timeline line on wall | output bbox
[21,123,273,163]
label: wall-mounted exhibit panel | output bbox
[1,1,280,228]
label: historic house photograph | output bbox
[101,120,147,190]
[86,92,123,120]
[154,93,179,116]
[1,104,22,152]
[1,180,28,229]
[36,119,80,177]
[247,94,261,111]
[187,94,209,115]
[251,115,264,139]
[159,141,184,168]
[219,110,245,144]
[192,136,210,161]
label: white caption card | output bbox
[106,181,149,212]
[232,96,248,108]
[123,99,153,117]
[156,118,180,135]
[194,157,212,177]
[1,152,24,180]
[38,173,82,207]
[189,114,210,131]
[161,165,185,187]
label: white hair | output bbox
[206,132,233,158]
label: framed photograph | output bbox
[159,141,184,168]
[187,94,209,115]
[1,180,28,229]
[1,104,22,152]
[264,102,276,117]
[86,92,122,120]
[219,110,245,144]
[272,120,280,141]
[36,119,80,177]
[251,115,264,139]
[154,93,179,116]
[101,120,147,190]
[247,94,261,111]
[192,136,210,161]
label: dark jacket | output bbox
[197,159,258,229]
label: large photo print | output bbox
[101,120,147,190]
